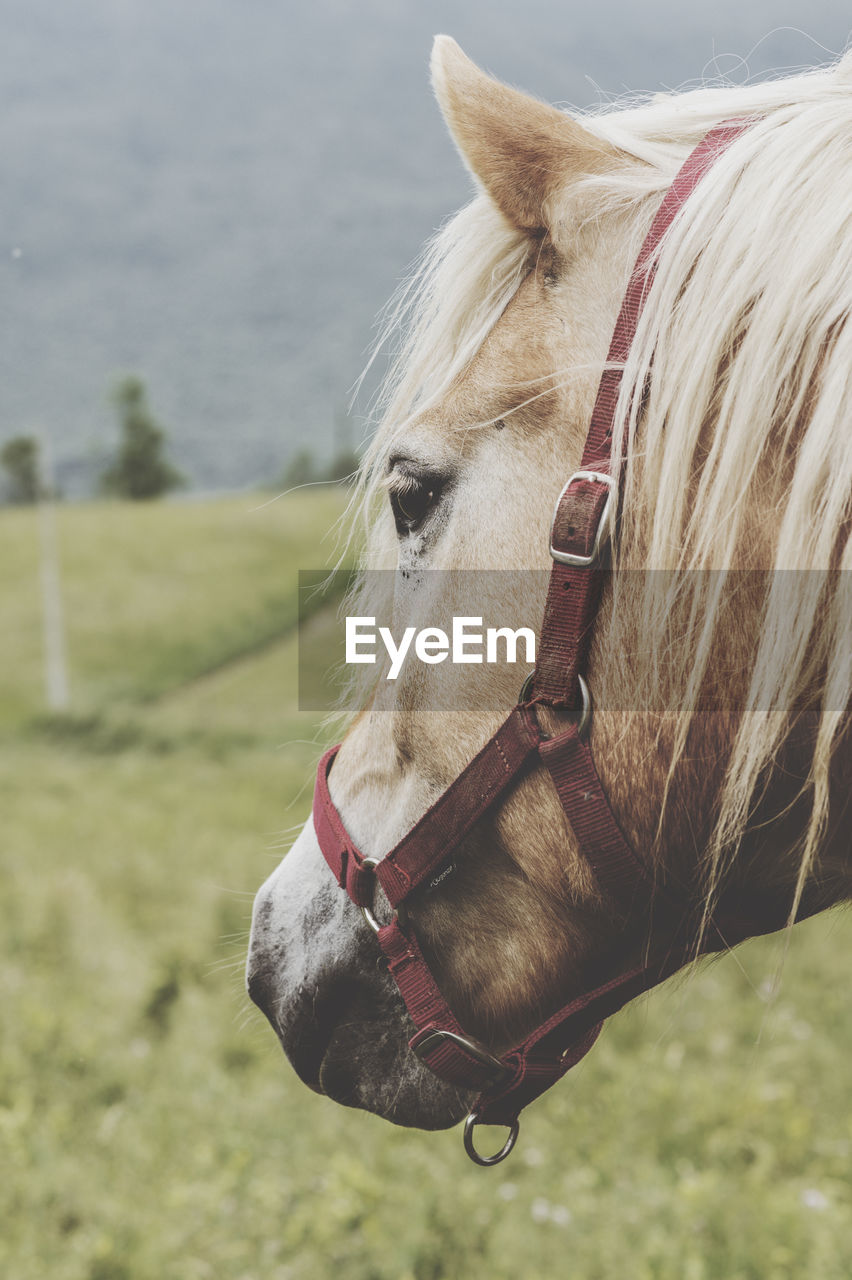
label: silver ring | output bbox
[359,857,382,934]
[463,1114,520,1167]
[358,857,406,935]
[575,673,592,739]
[355,860,378,931]
[519,672,592,737]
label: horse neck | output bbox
[585,484,852,928]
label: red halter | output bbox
[312,120,784,1166]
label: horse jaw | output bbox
[246,816,474,1130]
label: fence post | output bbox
[38,434,70,712]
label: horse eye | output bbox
[390,477,440,533]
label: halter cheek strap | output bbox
[312,121,758,1167]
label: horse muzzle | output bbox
[246,817,472,1130]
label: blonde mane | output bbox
[351,55,852,914]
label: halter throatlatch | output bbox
[312,121,756,1165]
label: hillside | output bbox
[2,0,849,492]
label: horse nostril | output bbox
[246,965,274,1017]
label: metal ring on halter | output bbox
[518,670,535,703]
[463,1114,520,1167]
[358,857,407,935]
[574,673,592,739]
[519,671,592,740]
[358,858,383,933]
[411,1028,510,1086]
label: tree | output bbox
[279,448,317,490]
[1,434,40,503]
[324,448,360,484]
[100,376,185,500]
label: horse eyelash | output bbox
[383,471,424,497]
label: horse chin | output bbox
[247,818,472,1132]
[317,1020,472,1132]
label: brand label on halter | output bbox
[426,862,456,892]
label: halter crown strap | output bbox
[533,118,753,707]
[312,119,754,1163]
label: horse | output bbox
[247,36,852,1162]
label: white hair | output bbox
[600,61,852,917]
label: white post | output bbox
[37,434,70,711]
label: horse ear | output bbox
[431,36,620,234]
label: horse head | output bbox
[248,38,851,1149]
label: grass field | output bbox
[0,490,348,729]
[2,493,851,1280]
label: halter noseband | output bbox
[312,121,770,1166]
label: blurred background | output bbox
[2,2,851,1277]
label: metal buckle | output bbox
[550,470,615,567]
[463,1114,520,1167]
[411,1028,510,1087]
[358,857,407,935]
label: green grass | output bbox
[2,492,851,1279]
[0,489,348,728]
